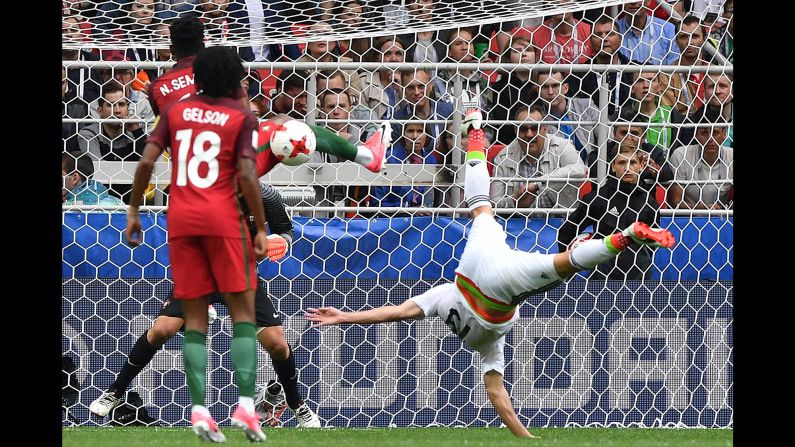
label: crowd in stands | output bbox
[62,0,734,213]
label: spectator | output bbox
[627,71,686,150]
[579,15,632,120]
[249,96,266,118]
[63,66,89,152]
[532,11,593,64]
[363,36,405,120]
[79,81,147,163]
[270,71,309,118]
[531,10,594,95]
[317,70,374,125]
[336,0,373,61]
[490,35,538,145]
[241,69,262,99]
[153,19,173,62]
[319,88,362,144]
[708,0,732,64]
[667,109,733,209]
[240,0,301,61]
[62,151,124,206]
[490,104,587,209]
[393,68,454,146]
[98,0,159,62]
[612,108,675,191]
[198,0,230,37]
[88,55,156,125]
[557,142,660,280]
[62,15,103,104]
[437,27,490,112]
[536,70,600,163]
[681,72,732,148]
[297,22,366,105]
[618,0,680,65]
[659,16,708,115]
[370,122,438,208]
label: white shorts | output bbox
[410,283,507,375]
[457,213,562,310]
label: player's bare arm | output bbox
[483,371,538,439]
[305,301,424,326]
[126,142,165,246]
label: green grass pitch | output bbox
[62,427,733,446]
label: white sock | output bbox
[464,158,491,210]
[569,238,617,270]
[192,404,210,416]
[239,396,255,413]
[354,146,374,165]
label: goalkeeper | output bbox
[305,110,676,438]
[90,183,321,428]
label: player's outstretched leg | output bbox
[310,122,391,172]
[89,316,183,417]
[461,109,491,218]
[557,222,675,278]
[623,221,676,248]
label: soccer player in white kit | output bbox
[305,110,676,438]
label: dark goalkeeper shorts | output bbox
[158,282,282,328]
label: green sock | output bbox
[466,150,486,162]
[231,322,258,398]
[183,330,208,406]
[310,125,359,161]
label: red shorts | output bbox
[169,236,257,299]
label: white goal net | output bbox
[62,0,733,429]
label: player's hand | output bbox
[460,109,483,136]
[266,234,288,261]
[126,212,142,247]
[305,307,345,326]
[260,407,283,427]
[253,230,268,261]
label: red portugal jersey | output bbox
[254,118,282,177]
[147,95,258,238]
[148,56,247,117]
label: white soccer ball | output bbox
[269,120,316,166]
[567,232,594,251]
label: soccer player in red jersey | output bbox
[146,16,248,117]
[253,115,391,177]
[150,16,392,177]
[127,47,269,443]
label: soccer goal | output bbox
[62,0,733,429]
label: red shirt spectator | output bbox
[532,13,593,63]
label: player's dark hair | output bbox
[169,15,205,59]
[62,151,95,182]
[194,46,244,98]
